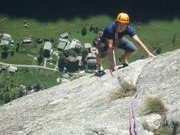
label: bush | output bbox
[33,83,42,92]
[1,51,8,59]
[81,26,87,36]
[63,49,77,57]
[58,53,65,71]
[3,92,10,103]
[143,97,166,115]
[37,54,44,65]
[81,48,89,60]
[142,120,175,135]
[0,92,3,100]
[0,100,5,105]
[43,49,51,58]
[65,59,79,72]
[154,124,172,135]
[110,80,136,101]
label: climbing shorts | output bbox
[97,42,108,52]
[117,37,137,52]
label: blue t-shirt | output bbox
[101,21,136,42]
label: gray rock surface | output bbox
[0,49,180,135]
[136,49,180,134]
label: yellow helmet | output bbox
[116,12,129,24]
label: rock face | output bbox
[136,49,180,134]
[0,49,180,135]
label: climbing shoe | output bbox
[118,57,129,67]
[94,70,106,77]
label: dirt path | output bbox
[0,62,58,71]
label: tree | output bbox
[15,88,25,98]
[37,54,44,65]
[65,58,79,72]
[3,92,10,103]
[1,51,8,59]
[58,52,66,71]
[81,26,87,36]
[43,49,51,58]
[9,90,16,101]
[64,49,77,57]
[33,82,42,92]
[81,48,89,60]
[0,92,3,100]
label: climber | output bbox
[95,12,156,75]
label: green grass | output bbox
[16,68,56,88]
[0,67,61,89]
[154,124,173,135]
[142,97,166,116]
[0,53,35,64]
[0,67,61,104]
[109,80,136,101]
[0,15,111,44]
[142,120,174,135]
